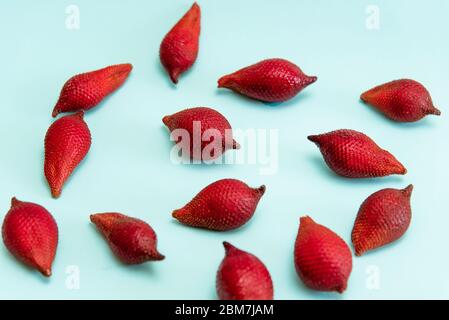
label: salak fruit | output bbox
[216,242,274,300]
[44,111,92,198]
[2,198,58,277]
[163,107,239,161]
[361,79,441,122]
[90,213,164,264]
[294,216,352,293]
[172,178,266,231]
[308,129,406,178]
[218,58,317,102]
[52,63,132,117]
[160,3,200,84]
[352,185,413,256]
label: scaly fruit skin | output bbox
[44,111,92,198]
[294,216,352,293]
[160,3,200,84]
[218,58,317,102]
[361,79,441,122]
[308,129,406,178]
[352,185,413,256]
[52,64,132,117]
[216,242,274,300]
[90,213,164,264]
[172,179,265,231]
[163,107,239,161]
[2,198,58,277]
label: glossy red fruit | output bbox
[352,185,413,256]
[52,63,132,117]
[90,213,164,264]
[163,107,239,161]
[218,58,317,102]
[361,79,441,122]
[44,111,92,198]
[2,198,58,277]
[308,129,406,178]
[294,216,352,293]
[172,179,266,231]
[160,3,200,84]
[216,242,274,300]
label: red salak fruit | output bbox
[160,3,200,84]
[308,129,406,178]
[2,198,58,277]
[172,179,266,231]
[217,58,317,102]
[294,216,352,293]
[44,111,92,198]
[52,63,132,117]
[361,79,441,122]
[90,213,165,264]
[216,242,274,300]
[352,185,413,256]
[162,107,239,161]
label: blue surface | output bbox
[0,0,448,299]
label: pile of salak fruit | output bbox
[2,3,441,299]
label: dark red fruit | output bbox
[172,179,265,231]
[294,216,352,293]
[352,185,413,256]
[160,3,200,84]
[90,212,164,264]
[308,129,406,178]
[163,107,239,161]
[216,242,274,300]
[361,79,441,122]
[44,111,91,198]
[52,63,132,117]
[2,198,58,277]
[218,58,317,102]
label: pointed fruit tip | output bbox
[336,283,347,294]
[354,247,364,257]
[10,197,20,207]
[89,214,97,223]
[162,115,171,126]
[360,91,369,102]
[192,2,200,10]
[403,184,414,197]
[398,165,407,175]
[256,185,266,196]
[153,252,165,261]
[172,208,186,220]
[41,268,52,277]
[429,106,441,116]
[187,2,201,19]
[51,188,61,199]
[113,63,133,75]
[123,63,133,71]
[51,107,59,118]
[169,70,180,84]
[217,76,230,88]
[306,75,318,85]
[307,135,319,143]
[300,215,314,225]
[223,241,236,253]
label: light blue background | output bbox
[0,0,448,299]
